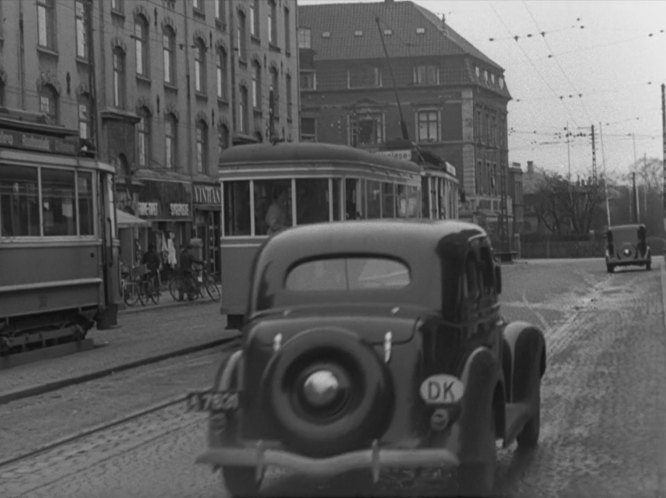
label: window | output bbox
[382,183,395,218]
[300,71,316,90]
[163,26,176,84]
[417,110,439,143]
[215,0,225,24]
[135,15,149,77]
[270,67,279,110]
[352,112,383,146]
[286,257,410,291]
[165,114,177,169]
[0,166,40,237]
[196,121,208,173]
[284,7,290,52]
[254,179,291,236]
[77,172,94,235]
[298,27,311,49]
[348,67,381,88]
[112,47,126,108]
[39,85,58,124]
[42,169,76,236]
[239,85,248,133]
[37,0,55,49]
[250,0,259,37]
[237,10,247,61]
[223,181,251,236]
[296,179,329,225]
[216,46,228,99]
[111,0,123,13]
[137,107,151,168]
[0,81,5,107]
[194,38,206,94]
[413,65,439,85]
[268,0,277,45]
[286,74,292,120]
[218,124,229,156]
[193,0,203,13]
[75,1,87,59]
[301,117,316,142]
[78,94,91,140]
[252,61,261,109]
[366,180,381,218]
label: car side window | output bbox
[479,247,495,296]
[464,255,480,301]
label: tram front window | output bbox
[78,172,94,235]
[0,165,39,237]
[296,178,329,225]
[254,180,292,236]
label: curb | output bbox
[0,333,240,406]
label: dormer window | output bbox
[322,31,331,38]
[354,30,363,37]
[416,27,425,34]
[383,29,392,36]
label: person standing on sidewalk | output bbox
[142,243,161,297]
[178,243,204,301]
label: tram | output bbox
[0,110,120,359]
[219,141,423,328]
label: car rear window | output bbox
[285,257,410,291]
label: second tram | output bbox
[219,142,423,328]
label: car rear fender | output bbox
[213,350,244,392]
[502,321,546,403]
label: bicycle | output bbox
[138,270,160,305]
[168,263,220,302]
[122,264,144,307]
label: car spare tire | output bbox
[264,327,392,457]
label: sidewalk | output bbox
[0,296,240,405]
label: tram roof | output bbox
[218,142,422,175]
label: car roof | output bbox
[262,219,488,263]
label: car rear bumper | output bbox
[196,441,459,481]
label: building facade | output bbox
[298,0,513,239]
[0,0,299,272]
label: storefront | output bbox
[135,180,192,276]
[193,183,221,276]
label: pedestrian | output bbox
[265,188,289,235]
[178,242,204,300]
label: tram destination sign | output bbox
[0,129,77,155]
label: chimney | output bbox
[527,161,534,174]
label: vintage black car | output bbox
[605,223,651,272]
[189,220,546,496]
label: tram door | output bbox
[97,171,120,328]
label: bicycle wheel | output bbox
[146,278,159,305]
[123,282,140,306]
[205,277,221,302]
[168,277,181,301]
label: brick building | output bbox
[298,0,514,236]
[0,0,298,271]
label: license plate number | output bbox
[186,391,239,412]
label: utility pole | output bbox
[590,124,597,184]
[632,172,639,223]
[662,83,666,234]
[599,122,611,226]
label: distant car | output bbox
[605,223,651,272]
[188,220,546,496]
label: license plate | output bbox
[186,391,239,412]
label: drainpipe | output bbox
[18,2,25,108]
[183,0,195,241]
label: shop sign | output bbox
[170,203,190,217]
[0,129,78,155]
[194,184,222,205]
[136,180,191,220]
[137,202,159,216]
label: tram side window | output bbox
[254,179,292,236]
[345,178,364,220]
[223,181,251,236]
[296,178,329,225]
[332,178,342,221]
[42,168,77,236]
[366,180,381,219]
[78,172,94,235]
[397,184,419,218]
[0,166,40,237]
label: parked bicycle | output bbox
[168,262,220,302]
[122,264,160,306]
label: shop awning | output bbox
[116,209,149,228]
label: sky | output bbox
[298,0,666,180]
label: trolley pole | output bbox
[662,83,666,234]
